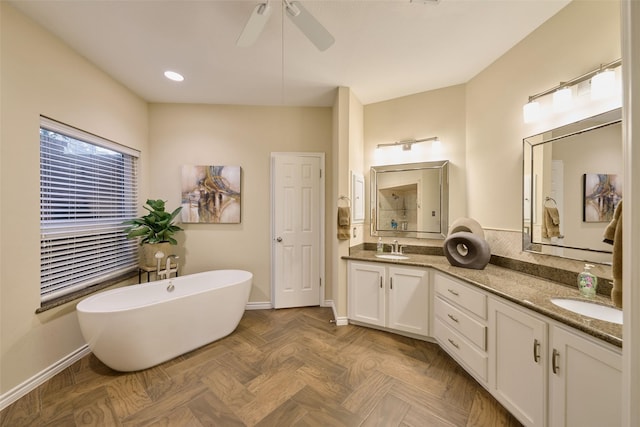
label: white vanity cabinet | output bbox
[488,297,621,427]
[488,298,547,427]
[432,272,489,384]
[548,324,622,427]
[347,261,429,337]
[348,262,386,327]
[347,262,622,427]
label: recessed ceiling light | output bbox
[164,71,184,82]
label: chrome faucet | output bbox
[155,251,179,280]
[391,240,402,254]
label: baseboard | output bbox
[244,300,348,325]
[324,299,349,326]
[0,345,91,412]
[245,301,272,310]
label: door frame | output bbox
[270,152,325,308]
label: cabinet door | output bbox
[348,262,386,327]
[549,325,621,427]
[489,298,547,427]
[388,267,429,336]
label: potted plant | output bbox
[123,199,183,268]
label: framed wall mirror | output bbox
[523,108,622,264]
[371,160,449,239]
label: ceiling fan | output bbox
[236,0,335,51]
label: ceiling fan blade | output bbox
[285,1,335,51]
[237,2,272,47]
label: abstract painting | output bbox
[583,173,621,222]
[181,165,241,223]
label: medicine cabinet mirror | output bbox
[523,108,622,264]
[370,160,449,239]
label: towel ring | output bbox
[544,196,557,207]
[338,195,351,206]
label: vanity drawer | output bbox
[434,317,488,383]
[434,295,487,351]
[434,273,487,319]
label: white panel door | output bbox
[272,153,322,308]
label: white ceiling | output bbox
[10,0,571,107]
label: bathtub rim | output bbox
[76,269,253,314]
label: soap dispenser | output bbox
[577,263,597,298]
[377,237,384,253]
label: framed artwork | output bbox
[582,173,621,222]
[181,165,241,223]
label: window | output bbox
[39,117,139,303]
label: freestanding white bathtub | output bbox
[76,269,252,372]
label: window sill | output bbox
[36,271,138,313]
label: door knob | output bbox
[276,237,283,242]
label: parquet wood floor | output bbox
[1,307,522,426]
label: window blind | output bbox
[39,117,139,303]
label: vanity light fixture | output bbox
[164,70,185,82]
[591,68,616,100]
[376,136,439,151]
[523,100,541,124]
[522,58,621,123]
[552,86,572,112]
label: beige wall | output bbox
[466,0,620,231]
[0,3,149,394]
[147,104,332,303]
[363,84,467,245]
[356,0,619,278]
[465,0,620,277]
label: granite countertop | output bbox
[344,249,622,348]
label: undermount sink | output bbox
[551,298,623,324]
[375,253,410,260]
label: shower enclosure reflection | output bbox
[371,160,449,239]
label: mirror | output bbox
[523,108,622,264]
[371,160,449,239]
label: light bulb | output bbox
[553,87,572,112]
[164,71,184,82]
[591,70,616,100]
[523,101,540,123]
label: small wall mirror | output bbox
[523,108,621,264]
[371,160,449,239]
